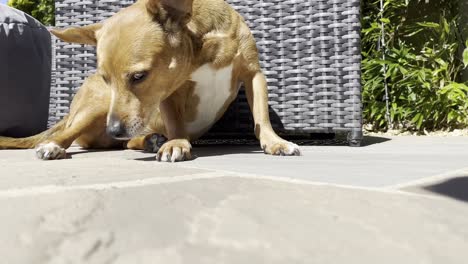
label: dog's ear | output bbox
[147,0,193,25]
[49,23,102,45]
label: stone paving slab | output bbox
[1,176,468,264]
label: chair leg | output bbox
[348,129,363,147]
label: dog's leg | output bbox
[155,96,192,162]
[244,72,301,156]
[126,136,147,151]
[35,119,97,160]
[35,110,110,160]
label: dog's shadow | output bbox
[133,144,261,161]
[66,148,123,159]
[192,144,261,159]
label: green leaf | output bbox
[463,47,468,68]
[417,115,424,129]
[442,18,450,34]
[411,113,422,124]
[405,28,424,37]
[380,18,390,24]
[416,22,440,28]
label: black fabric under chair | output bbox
[0,4,51,137]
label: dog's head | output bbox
[51,0,195,139]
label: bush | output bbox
[362,0,468,131]
[8,0,54,26]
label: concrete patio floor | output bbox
[0,136,467,263]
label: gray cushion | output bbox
[0,4,51,137]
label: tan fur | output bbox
[0,0,300,160]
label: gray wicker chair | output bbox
[50,0,363,146]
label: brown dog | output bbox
[0,0,300,162]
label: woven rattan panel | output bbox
[51,0,362,137]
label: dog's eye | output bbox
[130,71,148,84]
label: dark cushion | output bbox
[0,4,51,137]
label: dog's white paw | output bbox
[35,142,67,160]
[156,139,192,162]
[262,140,301,156]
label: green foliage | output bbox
[8,0,54,26]
[362,0,468,131]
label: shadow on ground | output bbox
[66,148,124,158]
[63,135,391,160]
[360,136,391,147]
[169,135,391,159]
[192,145,260,158]
[133,145,261,161]
[190,135,390,158]
[192,135,391,147]
[423,176,468,202]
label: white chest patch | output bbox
[186,63,234,134]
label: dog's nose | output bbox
[106,118,126,138]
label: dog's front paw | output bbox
[35,142,67,160]
[262,140,301,156]
[156,139,192,162]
